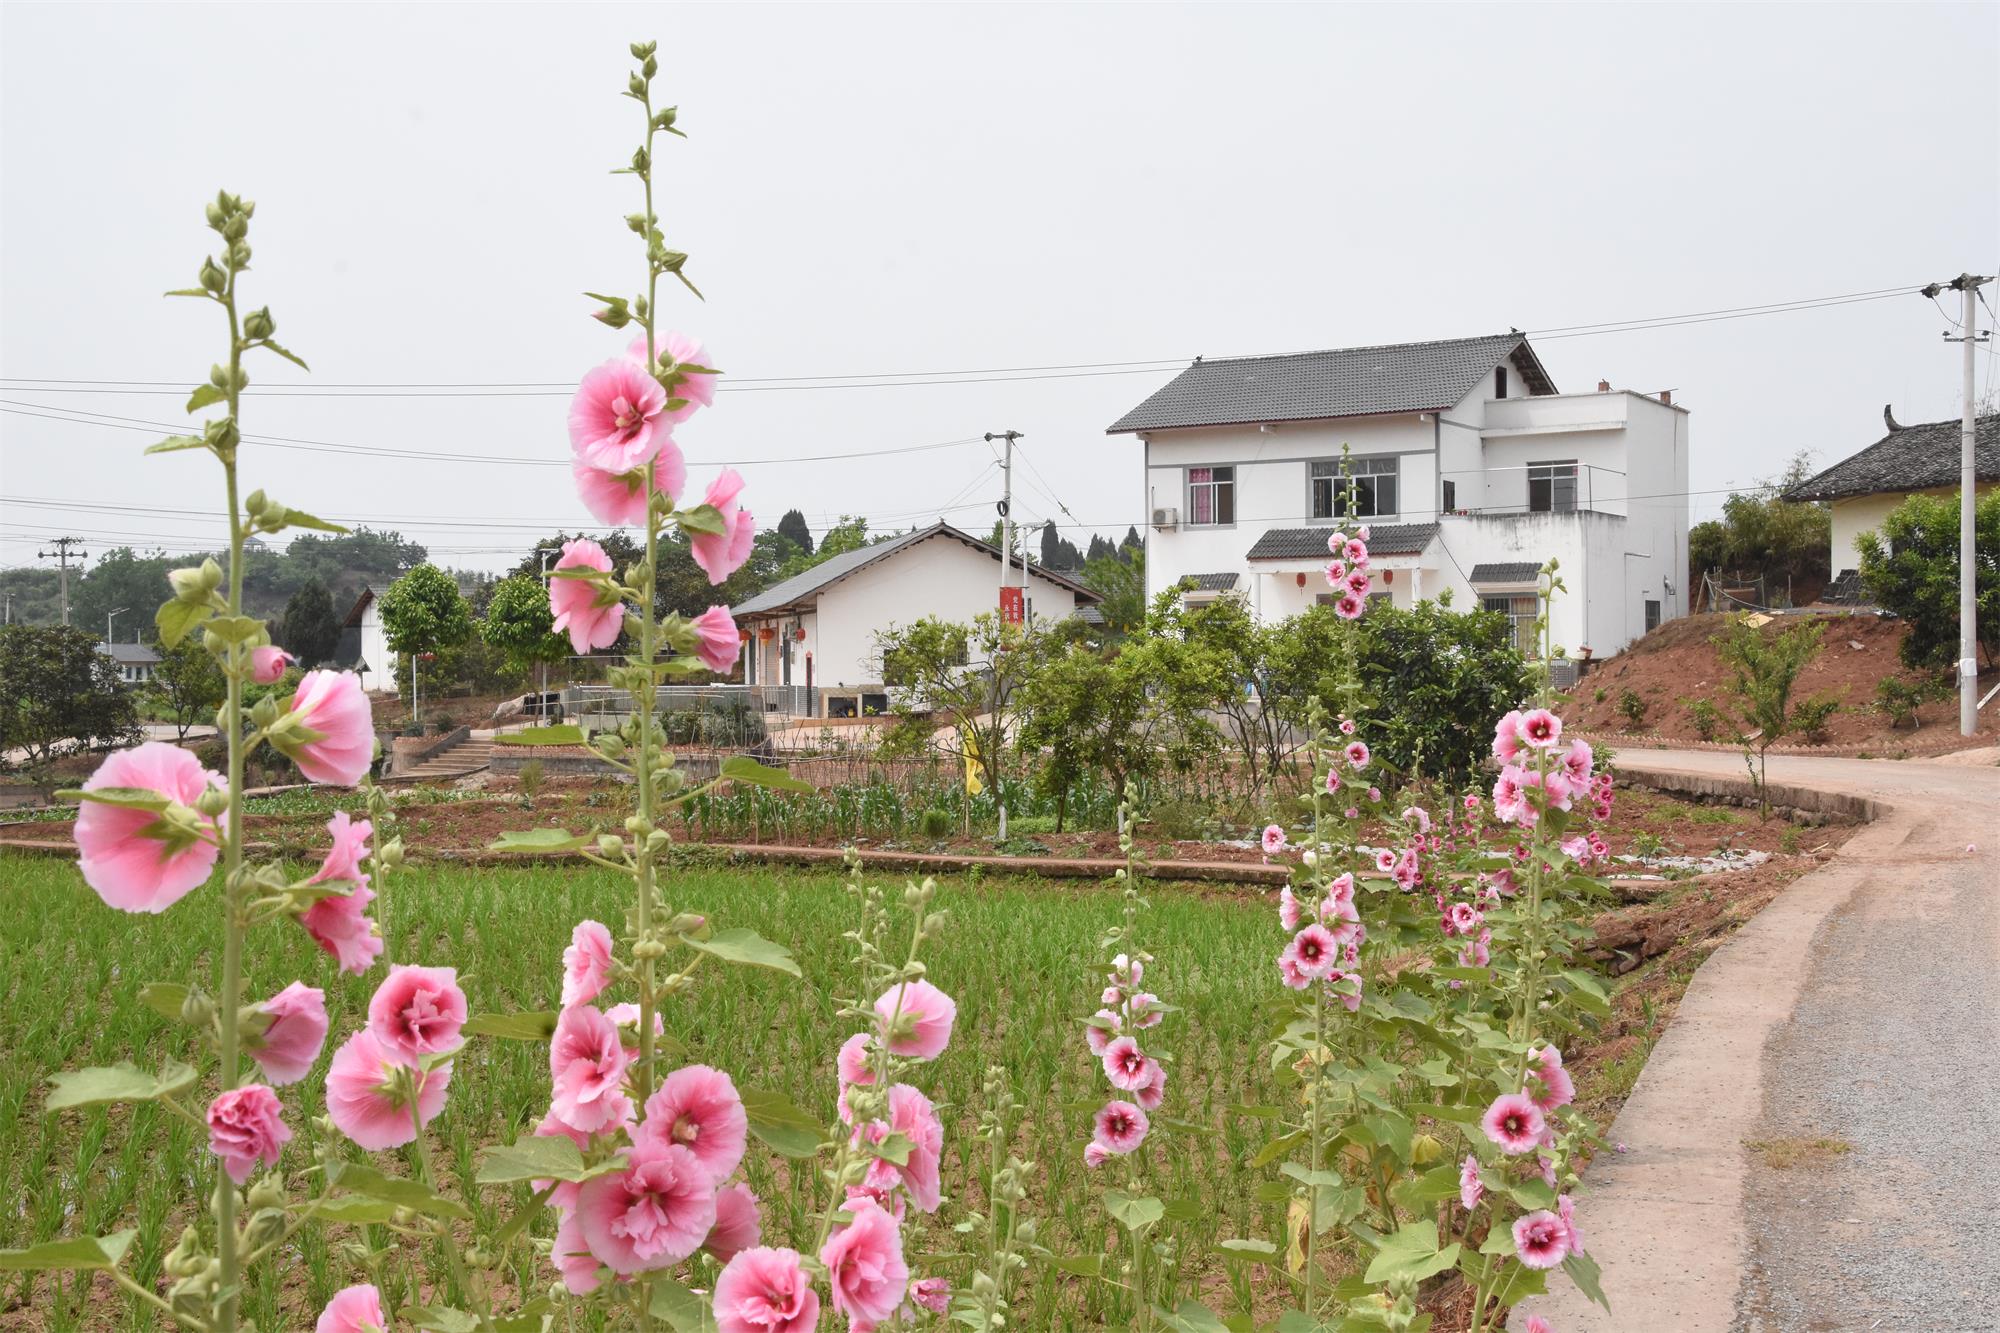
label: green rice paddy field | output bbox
[0,851,1286,1330]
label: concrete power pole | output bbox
[1927,274,1993,736]
[37,537,86,626]
[983,430,1023,841]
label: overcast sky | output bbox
[2,1,1995,576]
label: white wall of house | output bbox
[355,606,390,694]
[1828,483,1997,574]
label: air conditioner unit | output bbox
[1151,506,1179,530]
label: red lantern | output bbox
[757,627,775,643]
[793,627,807,642]
[738,628,752,643]
[1295,572,1306,588]
[1382,569,1393,584]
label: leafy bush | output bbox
[1618,688,1648,729]
[516,757,546,804]
[1856,487,1999,671]
[916,807,953,841]
[1876,674,1947,729]
[1688,697,1723,741]
[1714,617,1826,813]
[1792,693,1840,744]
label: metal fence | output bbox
[561,683,815,730]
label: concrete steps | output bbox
[398,739,493,781]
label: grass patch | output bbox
[0,851,1284,1329]
[1745,1136,1853,1169]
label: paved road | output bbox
[1519,748,2000,1333]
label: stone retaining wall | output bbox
[1614,762,1881,825]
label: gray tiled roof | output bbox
[1245,523,1438,561]
[731,522,1099,618]
[1181,572,1239,592]
[1467,562,1543,585]
[1107,334,1555,434]
[1784,414,1999,502]
[100,642,161,664]
[1074,604,1106,626]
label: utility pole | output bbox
[37,537,86,626]
[1924,274,1993,736]
[537,546,561,717]
[983,430,1023,841]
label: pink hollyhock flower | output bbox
[1562,737,1595,785]
[549,1005,632,1134]
[690,605,741,674]
[873,979,957,1061]
[576,1140,716,1274]
[1101,1036,1156,1092]
[1289,923,1339,980]
[1345,741,1370,769]
[569,358,670,473]
[552,1209,603,1295]
[1446,902,1483,935]
[1323,769,1341,794]
[628,330,720,421]
[207,1085,291,1184]
[1344,806,1360,820]
[1113,952,1143,986]
[573,448,687,526]
[549,538,624,655]
[1393,849,1421,889]
[1558,1192,1584,1254]
[712,1245,818,1333]
[1344,537,1368,563]
[1464,793,1482,810]
[367,964,467,1066]
[1093,1099,1150,1155]
[907,1276,951,1315]
[689,468,756,585]
[1492,765,1534,827]
[301,883,382,975]
[1084,1010,1121,1057]
[1324,558,1347,585]
[1516,707,1563,749]
[562,920,614,1009]
[1402,805,1432,833]
[1492,710,1526,763]
[705,1183,763,1264]
[840,1032,877,1085]
[1135,1059,1168,1112]
[249,646,295,684]
[1528,1045,1575,1112]
[1083,1141,1111,1168]
[641,1064,749,1182]
[325,1028,451,1150]
[1326,531,1348,554]
[307,810,372,888]
[1513,1209,1572,1269]
[316,1284,387,1333]
[821,1196,909,1330]
[1481,1093,1547,1155]
[1459,1154,1484,1211]
[1127,992,1164,1029]
[282,671,373,786]
[1330,969,1364,1013]
[1374,848,1398,873]
[888,1083,945,1212]
[1541,769,1575,812]
[75,742,224,913]
[1345,569,1372,597]
[1277,947,1312,990]
[1261,823,1288,855]
[1279,885,1301,930]
[1355,524,1372,542]
[1367,785,1382,802]
[1338,718,1357,735]
[1335,592,1365,620]
[250,981,328,1085]
[1460,934,1491,968]
[1326,872,1356,909]
[1521,1319,1553,1333]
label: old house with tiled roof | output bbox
[1785,408,1999,579]
[1107,333,1690,658]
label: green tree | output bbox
[1083,546,1146,638]
[1856,488,2000,671]
[483,574,569,678]
[1143,591,1290,794]
[1714,616,1826,814]
[0,623,139,765]
[878,612,1053,802]
[72,546,175,639]
[279,576,341,667]
[147,637,227,740]
[377,563,473,715]
[776,508,815,556]
[1689,452,1832,604]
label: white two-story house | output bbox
[1107,332,1689,659]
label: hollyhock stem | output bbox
[408,1081,498,1333]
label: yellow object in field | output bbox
[963,732,983,796]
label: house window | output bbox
[1482,593,1539,654]
[1495,366,1508,399]
[1527,461,1578,513]
[1442,479,1457,514]
[1310,457,1399,520]
[1186,466,1234,526]
[1644,599,1662,632]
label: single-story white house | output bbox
[729,521,1101,718]
[1786,407,1999,580]
[334,586,393,693]
[100,640,161,685]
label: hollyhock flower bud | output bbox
[206,1085,291,1184]
[689,605,741,674]
[569,358,670,473]
[712,1245,818,1333]
[249,981,328,1085]
[561,920,614,1009]
[1512,1210,1573,1269]
[820,1197,908,1330]
[366,965,467,1066]
[1481,1093,1546,1155]
[325,1029,451,1150]
[690,469,756,585]
[549,539,624,655]
[1459,1154,1484,1211]
[274,671,373,786]
[1559,1193,1585,1254]
[315,1284,387,1333]
[1521,1317,1554,1333]
[873,979,957,1060]
[907,1276,952,1315]
[75,742,225,913]
[704,1183,763,1264]
[248,646,294,684]
[576,1140,716,1274]
[638,1064,748,1181]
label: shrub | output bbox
[1688,697,1723,741]
[1876,674,1946,729]
[916,807,954,841]
[1714,617,1826,814]
[516,757,546,804]
[1856,488,2000,672]
[1618,688,1648,729]
[1792,693,1840,744]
